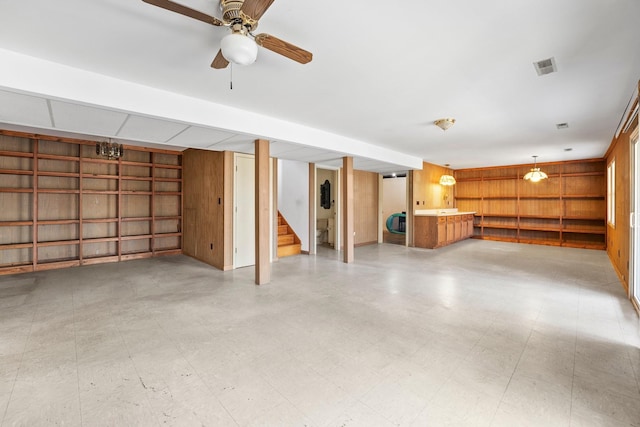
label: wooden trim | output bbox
[32,139,38,269]
[308,163,316,255]
[342,157,354,263]
[255,139,270,285]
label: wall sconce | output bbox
[96,140,124,160]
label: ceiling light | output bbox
[439,175,456,186]
[221,30,258,66]
[523,155,548,183]
[434,118,456,131]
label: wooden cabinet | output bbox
[414,213,475,249]
[0,130,183,275]
[454,159,605,249]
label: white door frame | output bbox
[630,127,640,313]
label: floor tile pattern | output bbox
[0,240,639,426]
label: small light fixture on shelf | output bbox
[523,155,548,183]
[96,139,124,160]
[434,118,456,131]
[439,174,456,186]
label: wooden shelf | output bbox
[0,169,33,175]
[122,216,153,222]
[38,188,80,194]
[121,234,153,241]
[38,239,80,247]
[0,188,33,193]
[455,159,606,250]
[154,164,182,170]
[82,190,118,195]
[122,176,153,181]
[0,242,33,250]
[38,171,80,178]
[0,221,33,226]
[0,150,33,158]
[38,153,79,162]
[154,232,182,238]
[83,218,118,224]
[82,173,118,180]
[39,219,80,225]
[0,131,183,275]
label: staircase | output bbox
[277,211,301,258]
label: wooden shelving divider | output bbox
[454,159,606,249]
[0,130,183,275]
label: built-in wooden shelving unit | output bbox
[0,130,183,275]
[454,159,606,249]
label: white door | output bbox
[631,128,640,311]
[234,154,255,268]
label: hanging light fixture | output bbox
[439,175,456,186]
[96,139,124,160]
[523,155,548,182]
[434,118,456,131]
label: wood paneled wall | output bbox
[183,149,233,271]
[412,162,454,210]
[354,170,378,246]
[605,118,638,292]
[454,160,606,249]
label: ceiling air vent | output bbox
[556,122,569,129]
[533,57,557,76]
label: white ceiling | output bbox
[0,0,639,171]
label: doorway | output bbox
[381,173,408,245]
[234,153,255,268]
[631,127,640,312]
[315,167,339,253]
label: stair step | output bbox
[278,243,301,258]
[278,225,288,235]
[278,234,295,246]
[278,216,283,225]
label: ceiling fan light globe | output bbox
[221,33,258,65]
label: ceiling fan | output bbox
[142,0,313,68]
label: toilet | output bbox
[316,218,328,244]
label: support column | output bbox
[342,156,354,263]
[255,139,270,284]
[309,163,316,255]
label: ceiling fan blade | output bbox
[254,34,312,64]
[211,49,229,69]
[240,0,275,22]
[142,0,224,26]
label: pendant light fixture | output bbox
[439,175,456,186]
[523,155,548,182]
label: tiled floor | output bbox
[0,240,639,426]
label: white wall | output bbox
[277,159,309,252]
[382,177,407,220]
[316,169,336,220]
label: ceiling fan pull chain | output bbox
[230,63,233,90]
